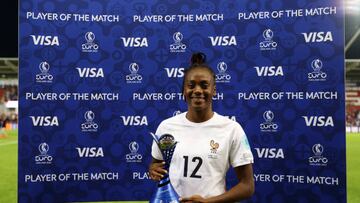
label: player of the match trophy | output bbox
[150,133,180,203]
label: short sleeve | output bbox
[229,124,254,167]
[151,123,164,160]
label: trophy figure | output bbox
[150,133,180,203]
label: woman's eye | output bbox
[200,82,209,88]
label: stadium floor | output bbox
[1,130,359,203]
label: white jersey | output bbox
[152,112,254,198]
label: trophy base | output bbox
[150,182,180,203]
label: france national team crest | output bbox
[208,140,219,159]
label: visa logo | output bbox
[302,31,333,43]
[303,116,334,127]
[76,147,104,157]
[209,36,237,46]
[121,116,148,126]
[164,68,184,78]
[254,66,283,76]
[30,35,59,46]
[30,116,59,126]
[121,37,148,47]
[76,68,104,78]
[255,148,284,159]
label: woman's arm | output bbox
[180,164,254,203]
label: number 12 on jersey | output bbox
[183,156,203,178]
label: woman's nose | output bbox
[193,85,202,93]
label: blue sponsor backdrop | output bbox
[19,0,346,202]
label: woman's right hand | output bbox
[149,159,168,181]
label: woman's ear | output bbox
[213,85,217,96]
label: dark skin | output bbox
[183,67,216,122]
[149,67,254,202]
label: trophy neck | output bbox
[158,175,170,187]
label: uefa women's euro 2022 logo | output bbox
[170,32,186,53]
[308,59,327,81]
[260,110,278,132]
[215,61,231,83]
[81,110,99,132]
[35,143,52,165]
[126,141,143,163]
[309,144,328,166]
[36,61,53,83]
[126,63,143,84]
[259,29,277,51]
[82,32,99,52]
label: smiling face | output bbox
[183,67,216,115]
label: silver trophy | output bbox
[150,133,180,203]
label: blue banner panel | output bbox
[19,0,346,202]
